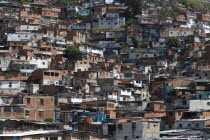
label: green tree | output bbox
[172,68,178,75]
[166,37,180,48]
[122,19,137,28]
[64,46,83,60]
[44,117,54,122]
[150,0,179,24]
[131,36,140,48]
[17,0,33,6]
[32,7,39,13]
[177,0,206,10]
[120,0,150,18]
[140,41,149,48]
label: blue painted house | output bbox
[71,111,106,123]
[196,91,210,99]
[77,10,90,16]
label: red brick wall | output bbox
[23,96,55,121]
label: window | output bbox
[118,123,122,129]
[4,107,11,112]
[40,99,44,105]
[55,73,59,76]
[9,82,12,88]
[43,62,45,65]
[25,110,29,116]
[98,103,106,107]
[27,98,30,104]
[179,124,182,128]
[188,124,191,127]
[44,72,50,76]
[207,102,210,105]
[108,103,114,108]
[178,112,181,116]
[39,111,44,116]
[13,107,23,113]
[21,73,27,76]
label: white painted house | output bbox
[7,33,30,42]
[133,80,143,88]
[175,119,208,130]
[68,23,91,30]
[104,0,114,4]
[82,2,94,8]
[142,53,161,58]
[79,46,104,56]
[93,17,125,29]
[106,13,119,18]
[189,100,210,111]
[198,22,210,33]
[0,80,20,89]
[157,60,168,67]
[19,64,37,76]
[113,88,134,101]
[29,57,49,69]
[16,25,39,32]
[180,19,195,28]
[90,0,114,4]
[67,6,80,11]
[152,38,166,48]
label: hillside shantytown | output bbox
[1,0,210,139]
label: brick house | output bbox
[23,95,55,121]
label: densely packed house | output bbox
[1,0,210,139]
